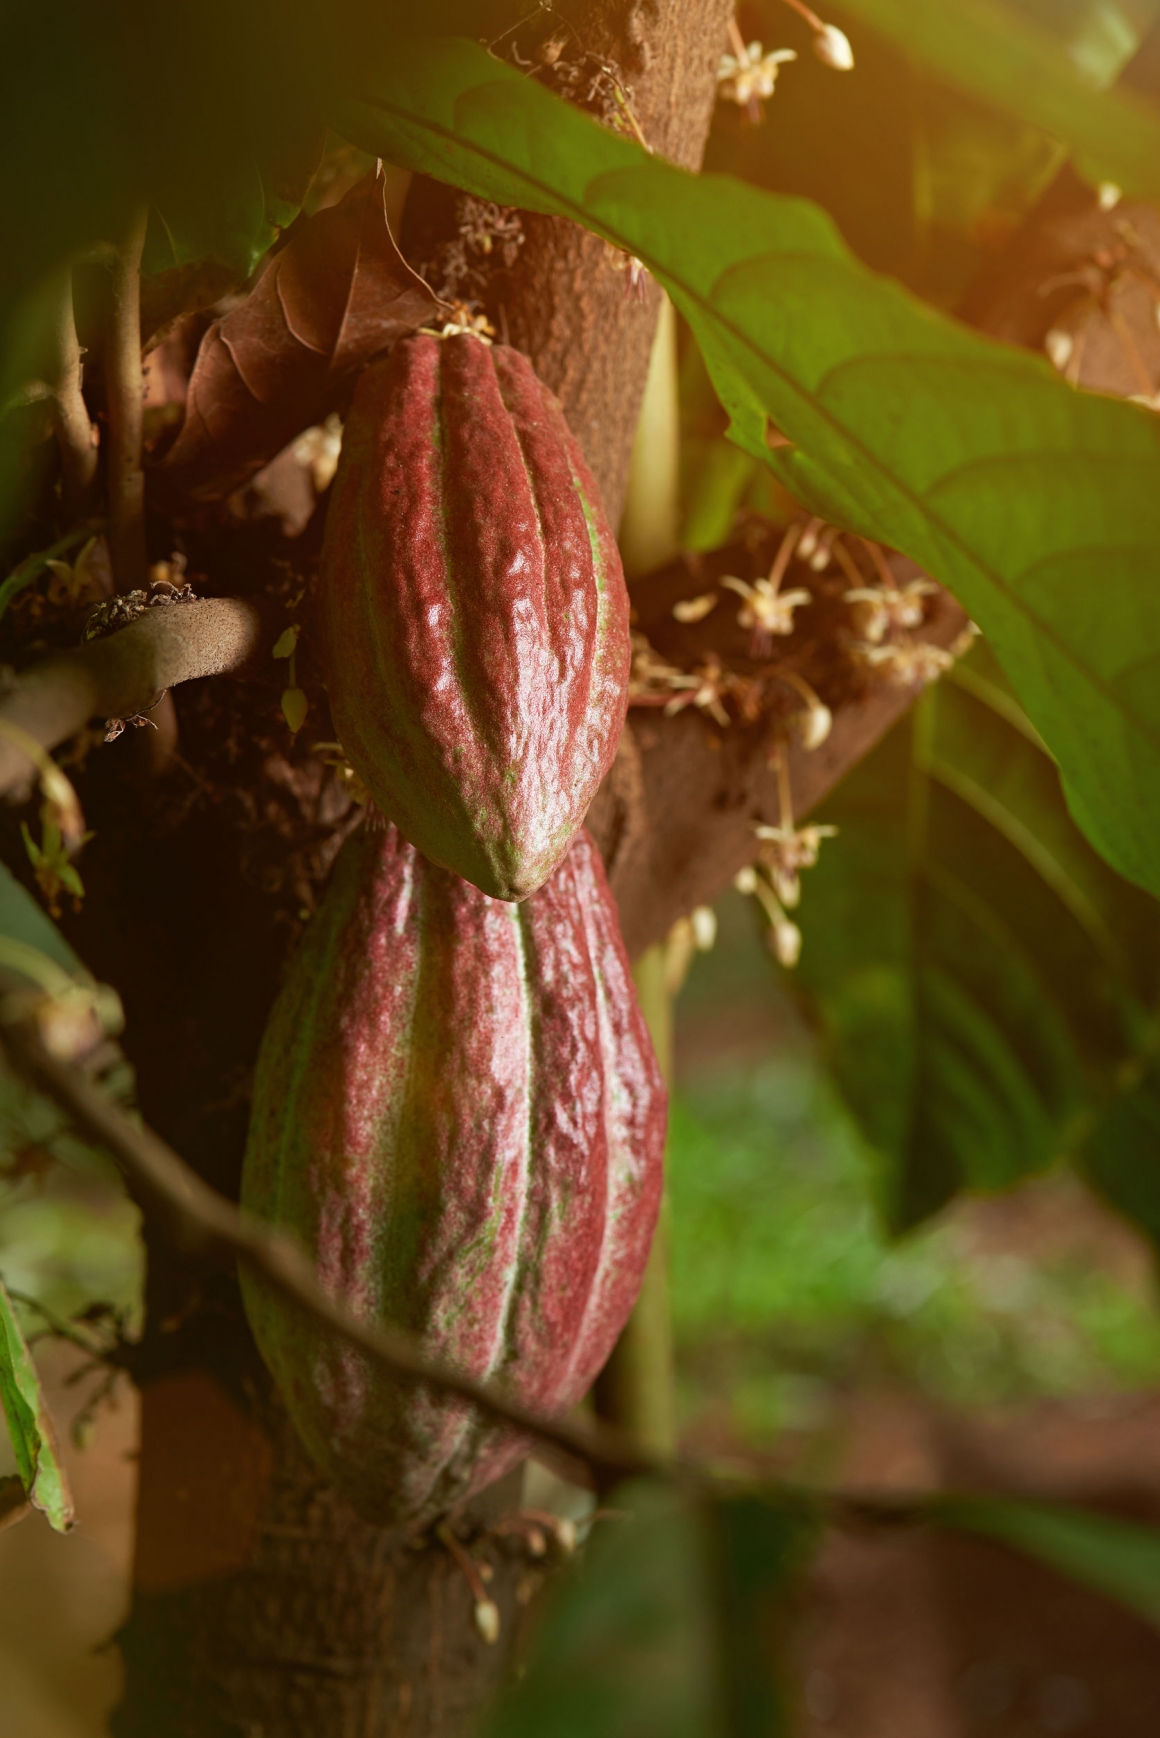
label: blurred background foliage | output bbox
[670,895,1160,1445]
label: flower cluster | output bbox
[851,639,955,686]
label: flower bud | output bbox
[813,23,853,69]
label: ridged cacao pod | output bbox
[240,820,665,1526]
[318,332,631,902]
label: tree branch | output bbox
[0,1019,656,1485]
[0,597,271,799]
[45,266,98,513]
[106,206,150,592]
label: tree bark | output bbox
[111,4,734,1735]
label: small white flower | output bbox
[662,662,732,728]
[755,820,838,908]
[721,573,811,654]
[844,578,935,643]
[718,42,797,118]
[609,252,650,300]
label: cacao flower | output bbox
[319,333,631,902]
[240,820,665,1526]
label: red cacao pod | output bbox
[240,820,665,1526]
[318,332,631,902]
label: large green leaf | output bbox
[336,36,1160,900]
[934,1494,1160,1627]
[0,1270,74,1531]
[785,642,1160,1232]
[836,0,1160,195]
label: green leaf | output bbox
[337,38,1160,900]
[144,169,274,283]
[0,1271,74,1531]
[0,3,331,533]
[0,855,88,978]
[836,0,1160,196]
[142,124,325,282]
[710,1492,817,1737]
[681,438,764,553]
[483,1482,720,1738]
[934,1494,1160,1627]
[786,642,1160,1232]
[482,1481,815,1738]
[1080,1061,1160,1250]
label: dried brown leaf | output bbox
[155,169,443,501]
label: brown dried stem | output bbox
[106,205,150,592]
[0,1019,656,1485]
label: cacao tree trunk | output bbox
[110,5,732,1733]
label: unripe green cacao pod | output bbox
[318,332,631,902]
[240,820,665,1526]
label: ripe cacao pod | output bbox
[318,332,631,902]
[240,819,665,1526]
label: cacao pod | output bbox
[319,332,631,902]
[240,820,665,1526]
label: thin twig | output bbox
[779,0,826,32]
[0,596,270,801]
[46,267,98,513]
[0,1021,658,1483]
[2,1286,119,1362]
[106,205,150,593]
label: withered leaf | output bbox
[155,169,443,501]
